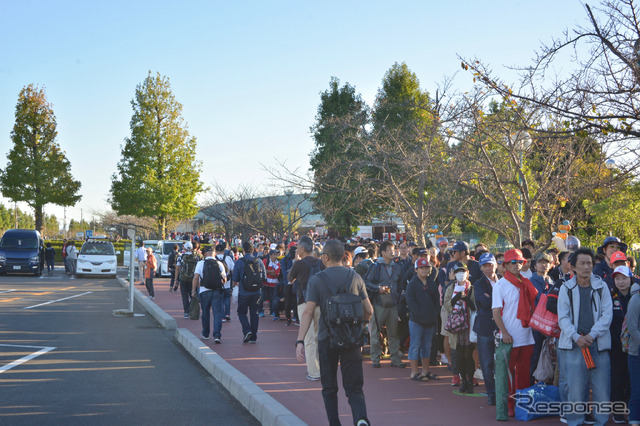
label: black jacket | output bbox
[405,275,439,326]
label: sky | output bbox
[0,0,589,229]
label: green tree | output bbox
[0,84,81,234]
[309,77,376,236]
[110,72,203,238]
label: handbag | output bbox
[533,338,554,382]
[529,294,560,338]
[189,292,200,320]
[444,305,468,334]
[515,382,560,421]
[469,311,478,343]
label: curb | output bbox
[116,277,305,426]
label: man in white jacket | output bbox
[557,247,613,426]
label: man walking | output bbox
[233,242,267,343]
[288,236,324,380]
[365,240,406,368]
[175,241,202,319]
[296,240,372,426]
[215,243,235,322]
[135,241,147,285]
[193,245,227,343]
[557,248,613,426]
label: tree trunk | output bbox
[414,221,426,247]
[157,216,166,240]
[34,204,44,235]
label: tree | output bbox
[0,84,81,234]
[309,77,377,236]
[110,72,203,238]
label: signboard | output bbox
[357,226,373,239]
[76,232,84,238]
[85,230,93,239]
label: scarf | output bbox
[504,270,538,328]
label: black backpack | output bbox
[320,270,365,350]
[201,259,224,291]
[168,250,177,270]
[179,252,201,282]
[241,257,263,292]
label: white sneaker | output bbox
[440,353,448,365]
[474,368,483,380]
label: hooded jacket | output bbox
[557,274,613,351]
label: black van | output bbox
[0,229,45,276]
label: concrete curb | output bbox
[116,277,176,330]
[116,277,304,426]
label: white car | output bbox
[76,239,118,278]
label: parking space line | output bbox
[0,290,16,294]
[0,344,56,373]
[23,292,93,310]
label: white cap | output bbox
[269,243,277,250]
[184,241,193,250]
[354,246,368,256]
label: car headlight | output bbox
[105,259,116,264]
[30,256,39,262]
[78,258,86,263]
[0,255,5,262]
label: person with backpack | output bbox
[281,243,297,326]
[288,236,324,380]
[215,243,235,322]
[557,247,613,426]
[296,239,372,426]
[193,245,227,343]
[232,241,267,343]
[168,243,179,292]
[175,241,203,319]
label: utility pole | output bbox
[14,202,17,228]
[63,207,67,238]
[80,209,83,232]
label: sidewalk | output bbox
[144,276,562,426]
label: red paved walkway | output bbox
[147,277,564,425]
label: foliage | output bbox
[110,72,203,238]
[0,84,81,234]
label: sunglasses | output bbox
[497,261,504,265]
[509,260,525,264]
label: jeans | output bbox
[629,353,640,424]
[259,286,275,314]
[610,349,629,409]
[64,257,70,273]
[169,268,176,289]
[318,339,369,426]
[200,290,224,339]
[180,280,192,314]
[476,335,495,399]
[145,273,155,297]
[370,304,401,364]
[138,260,146,282]
[237,294,260,340]
[46,259,54,272]
[69,258,77,275]
[223,287,231,318]
[407,321,434,361]
[563,345,610,426]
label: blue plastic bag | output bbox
[515,382,560,421]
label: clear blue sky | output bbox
[0,0,587,228]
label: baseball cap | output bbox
[478,253,497,266]
[612,265,633,278]
[269,243,277,250]
[354,246,368,256]
[453,261,468,272]
[415,258,430,269]
[610,251,627,264]
[437,237,448,246]
[184,241,193,250]
[287,242,297,249]
[203,245,214,253]
[452,241,469,252]
[535,253,553,263]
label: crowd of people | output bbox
[137,232,639,426]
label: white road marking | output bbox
[23,292,93,310]
[0,344,56,373]
[0,289,16,294]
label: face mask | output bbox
[455,272,467,282]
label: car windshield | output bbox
[0,237,38,249]
[80,243,115,255]
[163,243,183,255]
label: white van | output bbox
[76,239,119,278]
[155,240,185,277]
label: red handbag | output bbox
[529,294,561,338]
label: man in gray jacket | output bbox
[557,248,613,426]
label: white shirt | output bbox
[216,253,235,289]
[491,276,535,348]
[66,246,78,260]
[195,256,227,294]
[135,247,147,262]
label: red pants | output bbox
[508,344,533,412]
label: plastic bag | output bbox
[189,292,200,320]
[232,286,239,304]
[469,311,478,343]
[533,338,554,383]
[515,382,560,421]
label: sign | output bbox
[85,230,93,238]
[76,232,84,238]
[357,226,373,239]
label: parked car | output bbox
[154,240,185,277]
[76,239,119,278]
[0,229,44,276]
